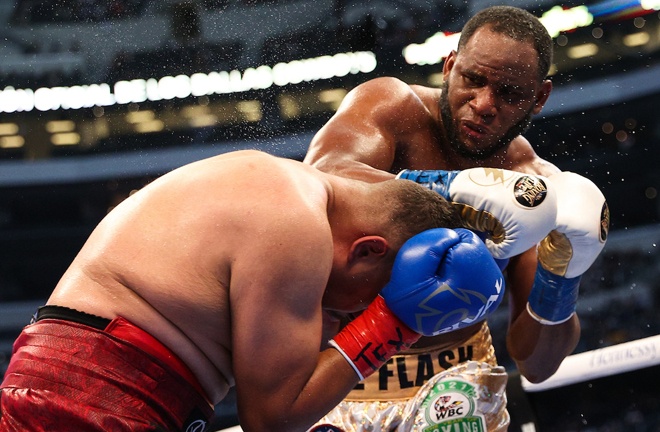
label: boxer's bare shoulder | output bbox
[504,136,560,176]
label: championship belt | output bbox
[400,361,509,432]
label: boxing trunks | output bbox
[311,322,510,432]
[0,306,214,432]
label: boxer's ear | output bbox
[533,79,552,114]
[348,236,388,265]
[442,50,457,78]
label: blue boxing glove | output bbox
[397,168,557,260]
[330,227,505,380]
[381,228,505,336]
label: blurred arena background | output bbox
[0,0,659,430]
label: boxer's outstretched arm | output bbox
[304,77,423,182]
[397,166,582,381]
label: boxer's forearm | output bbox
[237,349,359,432]
[506,311,580,383]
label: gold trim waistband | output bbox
[346,322,497,401]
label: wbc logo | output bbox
[421,379,487,431]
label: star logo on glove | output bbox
[414,283,491,336]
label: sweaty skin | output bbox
[305,26,578,383]
[47,150,403,431]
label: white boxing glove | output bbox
[527,171,610,325]
[397,168,558,260]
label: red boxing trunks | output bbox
[0,307,214,432]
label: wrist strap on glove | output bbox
[396,169,460,200]
[329,296,421,380]
[527,263,580,325]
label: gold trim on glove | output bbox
[452,203,505,245]
[538,230,573,276]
